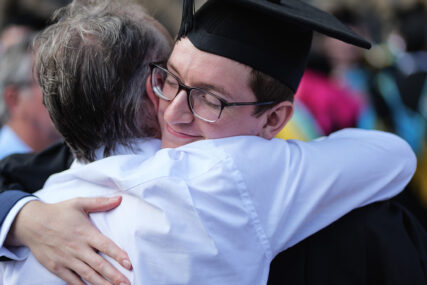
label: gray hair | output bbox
[0,34,35,125]
[34,0,172,162]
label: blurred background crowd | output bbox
[0,0,426,226]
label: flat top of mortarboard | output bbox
[177,0,371,92]
[179,0,371,49]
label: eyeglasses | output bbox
[149,63,277,123]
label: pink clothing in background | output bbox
[296,70,363,135]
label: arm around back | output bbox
[0,142,133,285]
[216,128,417,255]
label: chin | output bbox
[161,139,183,149]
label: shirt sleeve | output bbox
[0,196,37,260]
[218,129,417,255]
[0,142,72,260]
[0,191,34,227]
[0,142,73,228]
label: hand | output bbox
[7,197,132,285]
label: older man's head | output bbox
[35,0,172,161]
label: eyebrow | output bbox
[197,83,233,100]
[167,61,234,100]
[167,61,180,76]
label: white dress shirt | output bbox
[0,129,416,285]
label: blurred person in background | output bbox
[0,25,32,55]
[321,7,372,93]
[275,7,372,141]
[291,53,364,136]
[0,0,66,54]
[281,2,427,229]
[0,33,61,159]
[369,1,427,228]
[260,3,427,284]
[0,0,71,32]
[320,6,377,131]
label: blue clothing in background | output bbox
[0,126,31,160]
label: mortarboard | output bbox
[178,0,371,93]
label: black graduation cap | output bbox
[178,0,371,93]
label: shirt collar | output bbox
[70,138,161,169]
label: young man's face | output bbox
[158,38,270,149]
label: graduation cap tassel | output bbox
[177,0,195,40]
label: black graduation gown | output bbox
[268,200,427,285]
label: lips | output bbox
[166,124,201,139]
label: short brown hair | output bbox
[249,69,294,117]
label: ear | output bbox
[3,86,20,112]
[259,101,294,139]
[146,75,159,112]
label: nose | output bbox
[163,89,194,125]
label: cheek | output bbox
[225,108,263,134]
[157,100,168,120]
[17,96,36,116]
[37,107,52,123]
[31,93,48,114]
[27,100,50,122]
[21,87,44,109]
[230,118,261,135]
[203,115,261,139]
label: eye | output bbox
[161,75,179,96]
[199,93,222,109]
[165,75,178,88]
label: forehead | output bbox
[167,38,255,101]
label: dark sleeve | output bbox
[268,200,427,285]
[0,142,73,226]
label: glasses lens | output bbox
[189,90,222,122]
[151,67,179,101]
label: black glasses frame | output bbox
[149,63,277,122]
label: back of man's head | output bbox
[35,0,172,162]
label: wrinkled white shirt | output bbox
[0,129,416,285]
